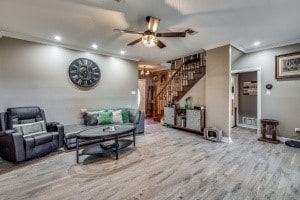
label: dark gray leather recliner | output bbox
[0,106,64,162]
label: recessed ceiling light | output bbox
[92,44,98,49]
[120,50,125,55]
[54,35,61,41]
[253,41,261,47]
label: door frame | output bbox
[231,67,262,136]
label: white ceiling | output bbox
[0,0,300,67]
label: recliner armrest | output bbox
[46,122,60,132]
[0,131,25,162]
[55,124,64,148]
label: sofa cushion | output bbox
[128,109,140,124]
[98,111,112,125]
[13,120,46,136]
[121,109,130,123]
[112,110,123,123]
[86,113,98,126]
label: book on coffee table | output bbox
[100,141,116,150]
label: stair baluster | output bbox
[153,52,206,121]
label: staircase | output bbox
[153,52,206,121]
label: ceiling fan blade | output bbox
[147,16,160,32]
[156,32,186,37]
[127,38,142,46]
[156,39,166,48]
[114,29,143,35]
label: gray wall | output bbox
[206,45,230,138]
[238,71,257,120]
[0,37,138,124]
[233,43,300,140]
[179,77,206,108]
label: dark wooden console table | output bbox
[258,119,280,144]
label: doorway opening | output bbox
[231,67,261,136]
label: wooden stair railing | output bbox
[154,53,206,120]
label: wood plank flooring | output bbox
[0,125,299,200]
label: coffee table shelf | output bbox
[75,125,136,163]
[82,139,133,155]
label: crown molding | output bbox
[229,42,246,53]
[231,38,300,54]
[1,30,140,62]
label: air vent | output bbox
[185,28,198,35]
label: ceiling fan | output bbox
[114,16,186,48]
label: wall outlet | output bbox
[295,128,300,133]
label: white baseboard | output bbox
[264,134,300,143]
[237,123,257,130]
[222,136,233,143]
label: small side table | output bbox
[258,119,280,144]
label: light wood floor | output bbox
[0,125,299,200]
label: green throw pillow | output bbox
[98,111,113,125]
[122,109,130,123]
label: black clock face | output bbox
[68,58,101,88]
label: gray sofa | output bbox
[64,108,144,149]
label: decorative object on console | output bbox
[204,127,223,142]
[275,51,300,79]
[184,97,191,109]
[68,58,101,88]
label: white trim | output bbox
[1,31,140,62]
[237,123,257,130]
[233,74,239,128]
[231,66,262,137]
[222,136,233,143]
[231,66,262,74]
[230,38,300,54]
[257,69,262,136]
[244,38,300,53]
[264,134,300,143]
[228,46,233,142]
[230,42,246,53]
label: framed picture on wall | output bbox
[152,75,159,82]
[243,81,257,95]
[275,52,300,79]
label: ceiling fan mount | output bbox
[114,16,186,48]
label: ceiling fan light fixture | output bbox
[147,17,160,32]
[142,35,157,47]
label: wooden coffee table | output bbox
[75,124,136,163]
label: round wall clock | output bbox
[68,58,101,88]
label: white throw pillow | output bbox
[112,110,123,123]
